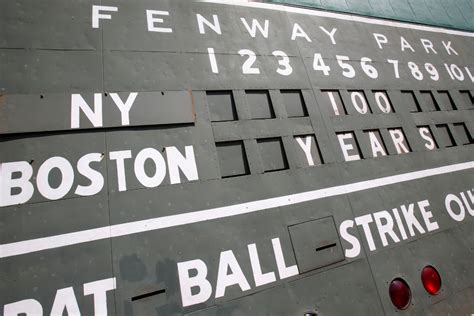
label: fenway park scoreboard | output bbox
[1,0,473,315]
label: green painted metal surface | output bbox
[268,0,474,31]
[1,0,474,315]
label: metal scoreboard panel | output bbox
[0,1,473,315]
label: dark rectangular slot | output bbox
[281,89,308,117]
[257,137,289,172]
[246,90,275,119]
[316,243,337,252]
[216,140,250,178]
[207,90,238,122]
[131,289,166,301]
[453,122,474,145]
[420,90,441,111]
[437,90,457,110]
[459,90,473,107]
[401,90,422,112]
[436,124,456,147]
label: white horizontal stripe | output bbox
[200,0,474,38]
[1,161,472,258]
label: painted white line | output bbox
[1,161,473,258]
[200,0,474,38]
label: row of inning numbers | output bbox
[207,48,474,83]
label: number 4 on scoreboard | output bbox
[313,53,330,76]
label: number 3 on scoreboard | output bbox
[272,50,293,76]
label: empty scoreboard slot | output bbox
[246,90,275,119]
[436,90,457,110]
[452,123,474,145]
[257,137,289,172]
[459,90,474,108]
[419,90,441,111]
[401,90,422,112]
[206,90,238,122]
[435,124,456,147]
[281,90,308,117]
[216,140,250,178]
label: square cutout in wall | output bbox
[281,90,308,117]
[420,91,441,111]
[401,91,422,113]
[207,91,238,122]
[246,90,275,119]
[216,141,250,178]
[257,137,288,172]
[452,123,473,145]
[459,90,473,108]
[436,124,456,147]
[437,91,457,110]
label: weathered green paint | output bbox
[1,1,473,315]
[268,0,474,31]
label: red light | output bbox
[421,265,441,295]
[389,278,411,310]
